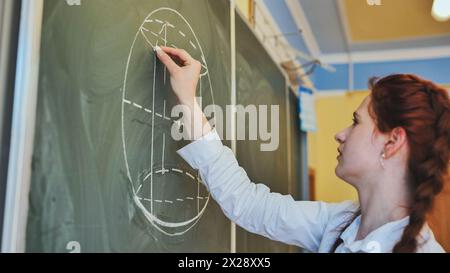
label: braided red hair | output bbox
[369,74,449,252]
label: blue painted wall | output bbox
[313,57,450,91]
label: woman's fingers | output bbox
[160,46,194,65]
[153,46,201,107]
[155,46,179,75]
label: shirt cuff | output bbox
[176,128,223,170]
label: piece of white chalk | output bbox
[154,46,162,52]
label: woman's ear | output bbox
[384,127,407,158]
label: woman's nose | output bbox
[335,130,345,144]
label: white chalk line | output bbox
[189,40,197,50]
[200,70,209,77]
[136,184,143,194]
[155,168,170,174]
[137,160,208,206]
[158,23,167,35]
[163,100,167,120]
[150,31,159,38]
[162,23,168,85]
[144,20,198,54]
[139,167,200,192]
[161,133,166,175]
[133,102,142,109]
[143,171,152,182]
[171,168,184,174]
[139,196,208,204]
[123,98,180,124]
[145,18,173,29]
[140,29,154,48]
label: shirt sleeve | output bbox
[177,129,334,252]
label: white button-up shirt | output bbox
[177,129,445,253]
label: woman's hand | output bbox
[155,46,211,140]
[155,46,201,106]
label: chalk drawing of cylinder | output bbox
[121,8,215,236]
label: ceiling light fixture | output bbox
[432,0,450,22]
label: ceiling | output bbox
[263,0,450,56]
[344,0,450,42]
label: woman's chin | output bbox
[335,163,347,180]
[335,164,343,179]
[335,166,357,187]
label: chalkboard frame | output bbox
[1,0,44,252]
[0,0,22,250]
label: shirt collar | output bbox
[339,215,410,253]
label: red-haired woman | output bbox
[155,46,449,253]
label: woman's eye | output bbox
[352,118,358,126]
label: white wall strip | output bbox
[321,45,450,64]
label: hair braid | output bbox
[389,76,449,252]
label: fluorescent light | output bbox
[432,0,450,22]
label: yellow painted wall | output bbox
[308,91,370,202]
[236,0,250,20]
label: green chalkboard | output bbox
[27,0,232,253]
[235,13,298,252]
[26,0,302,253]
